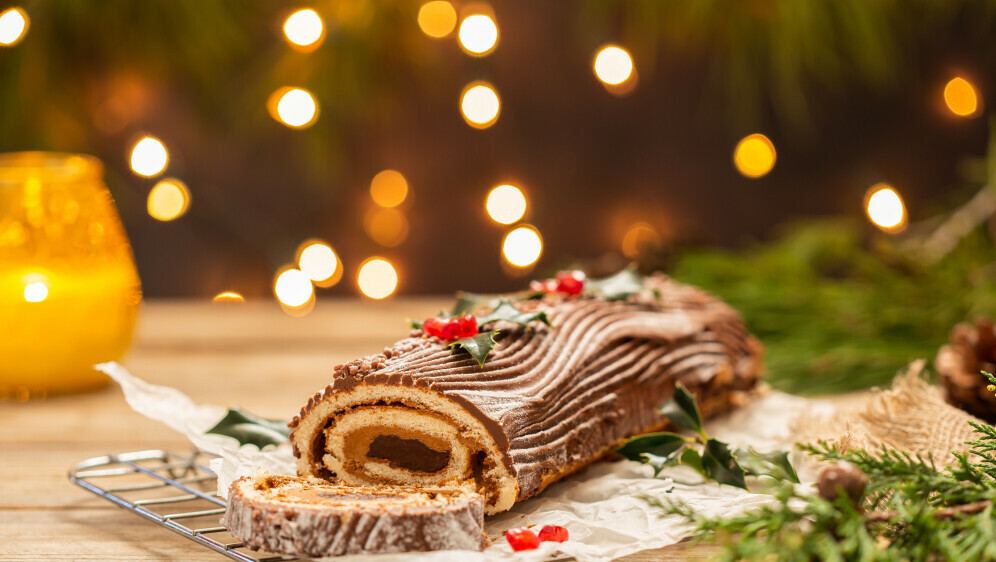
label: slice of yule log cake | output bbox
[224,470,487,556]
[290,269,763,516]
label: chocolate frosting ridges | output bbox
[291,272,762,513]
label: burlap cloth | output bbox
[794,359,983,467]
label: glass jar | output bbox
[0,152,142,398]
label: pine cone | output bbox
[936,317,996,422]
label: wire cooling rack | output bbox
[68,450,299,562]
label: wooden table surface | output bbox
[2,299,719,561]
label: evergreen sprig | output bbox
[658,412,996,561]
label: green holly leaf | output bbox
[206,407,291,449]
[680,447,705,475]
[476,299,552,329]
[617,433,688,476]
[660,383,705,436]
[448,330,499,368]
[410,318,423,329]
[735,448,800,484]
[702,439,748,490]
[452,291,502,315]
[587,265,645,301]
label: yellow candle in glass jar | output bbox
[0,152,141,397]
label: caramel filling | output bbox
[343,424,452,474]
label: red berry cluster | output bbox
[422,313,478,340]
[530,270,586,296]
[505,525,569,552]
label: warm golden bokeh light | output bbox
[458,14,498,55]
[283,8,324,48]
[486,184,526,224]
[357,258,399,299]
[418,1,457,38]
[593,45,634,86]
[364,208,410,247]
[298,241,339,282]
[502,225,543,268]
[0,7,27,46]
[212,291,245,303]
[23,281,48,303]
[865,184,907,233]
[129,136,169,177]
[369,169,409,208]
[733,134,776,178]
[274,268,314,308]
[147,179,190,221]
[460,82,500,129]
[269,87,319,128]
[621,222,662,258]
[944,77,980,117]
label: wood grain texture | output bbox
[3,298,721,561]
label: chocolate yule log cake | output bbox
[290,269,763,514]
[224,471,487,556]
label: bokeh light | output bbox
[460,82,500,129]
[0,7,27,46]
[502,225,543,268]
[23,281,48,303]
[269,87,319,128]
[364,208,410,247]
[944,77,980,117]
[865,184,907,233]
[274,268,314,308]
[298,241,339,283]
[370,169,409,208]
[283,8,324,49]
[733,134,776,178]
[418,1,457,38]
[130,136,169,177]
[357,258,399,299]
[458,14,498,56]
[147,179,190,221]
[486,184,526,224]
[213,291,245,303]
[593,45,634,86]
[621,222,661,258]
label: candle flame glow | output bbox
[213,291,245,303]
[370,170,409,208]
[944,77,980,117]
[274,268,314,308]
[865,184,907,233]
[283,9,324,49]
[502,225,543,268]
[486,184,526,225]
[458,14,498,56]
[147,179,190,221]
[298,242,339,283]
[269,87,319,129]
[593,45,634,86]
[0,7,27,46]
[733,134,776,178]
[460,82,500,129]
[23,281,48,303]
[357,258,399,299]
[418,1,457,38]
[130,136,169,177]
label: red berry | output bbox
[505,527,540,551]
[538,525,569,543]
[422,316,447,337]
[555,270,586,295]
[456,314,479,338]
[440,319,462,340]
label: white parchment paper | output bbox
[96,362,831,562]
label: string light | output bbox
[357,258,398,299]
[0,7,27,46]
[212,291,245,303]
[944,77,980,117]
[502,225,543,268]
[268,87,319,129]
[621,222,661,258]
[733,134,776,178]
[458,14,498,56]
[865,184,907,233]
[23,281,48,303]
[297,241,339,283]
[147,179,190,221]
[129,136,169,177]
[370,170,409,208]
[486,184,526,224]
[460,82,500,129]
[418,1,457,38]
[274,268,314,308]
[283,8,324,49]
[593,45,634,86]
[364,208,410,247]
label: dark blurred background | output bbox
[2,0,996,298]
